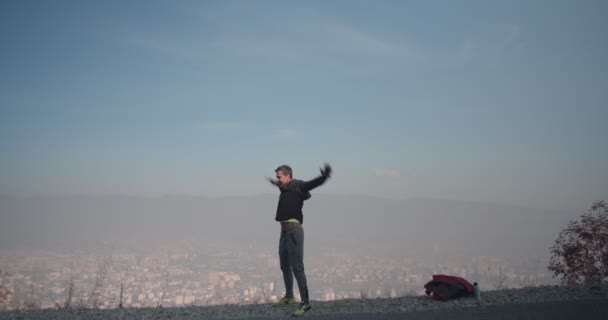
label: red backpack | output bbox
[424,274,475,301]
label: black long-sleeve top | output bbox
[275,175,329,224]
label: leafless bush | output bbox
[87,256,111,309]
[383,286,390,298]
[7,286,23,310]
[260,286,269,304]
[61,274,75,309]
[9,282,40,310]
[252,285,270,305]
[156,271,170,308]
[468,256,482,282]
[491,265,508,290]
[119,283,124,308]
[0,270,11,310]
[121,284,136,308]
[359,287,370,299]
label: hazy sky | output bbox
[1,0,606,211]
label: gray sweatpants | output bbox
[279,225,309,302]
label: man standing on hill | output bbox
[266,163,332,317]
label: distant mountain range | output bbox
[0,194,578,258]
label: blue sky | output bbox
[1,0,606,211]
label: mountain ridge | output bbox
[1,194,576,257]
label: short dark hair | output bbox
[275,165,292,178]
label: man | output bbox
[267,163,332,317]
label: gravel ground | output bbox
[1,284,607,320]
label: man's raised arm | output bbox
[300,163,332,192]
[266,177,281,188]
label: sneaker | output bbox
[292,301,311,317]
[277,296,296,305]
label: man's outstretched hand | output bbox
[266,176,280,187]
[320,163,332,178]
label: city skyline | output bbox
[0,242,553,310]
